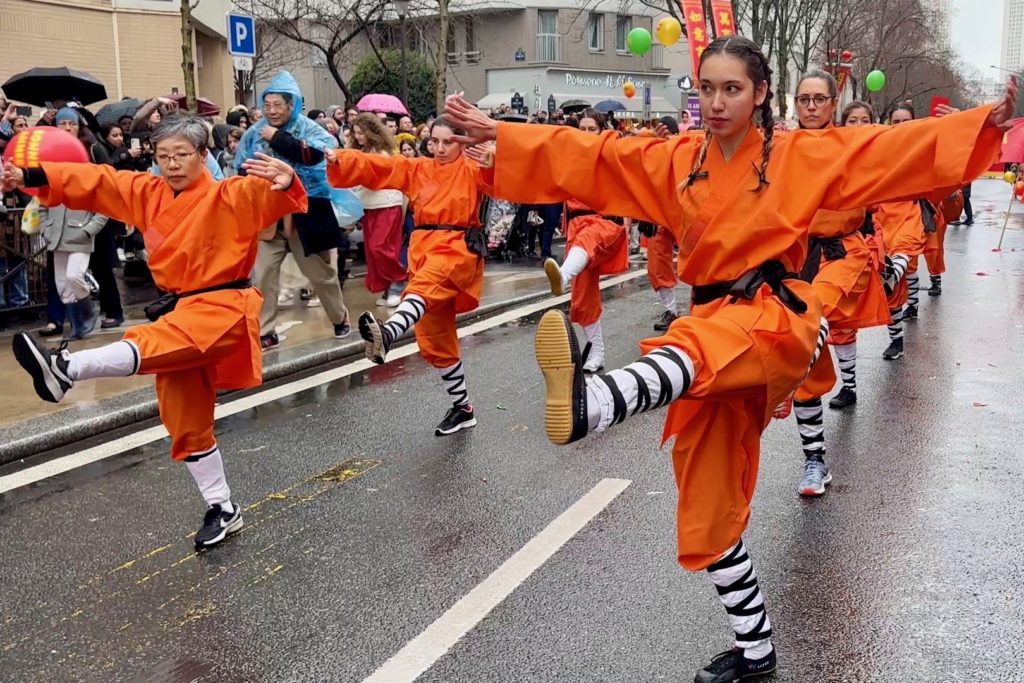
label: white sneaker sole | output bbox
[435,417,478,436]
[196,513,244,548]
[359,313,386,364]
[798,471,833,497]
[12,333,68,403]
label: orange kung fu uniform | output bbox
[646,224,678,291]
[874,201,928,309]
[924,192,950,275]
[492,107,1000,571]
[38,162,307,459]
[564,198,629,326]
[327,152,492,368]
[793,207,890,400]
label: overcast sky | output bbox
[950,0,1005,78]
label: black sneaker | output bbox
[883,337,904,361]
[902,305,918,320]
[654,310,678,332]
[695,647,777,683]
[38,322,64,338]
[435,405,477,436]
[535,310,589,445]
[260,332,280,350]
[928,281,942,297]
[194,503,243,549]
[334,318,352,339]
[12,333,73,403]
[358,311,390,364]
[828,386,857,410]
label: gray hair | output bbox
[797,69,838,98]
[151,114,210,152]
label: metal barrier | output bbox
[0,193,48,312]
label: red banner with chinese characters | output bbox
[679,0,709,77]
[709,0,736,38]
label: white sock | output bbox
[585,346,694,432]
[560,246,590,286]
[67,340,140,381]
[184,446,232,508]
[657,287,677,313]
[706,539,773,659]
[582,321,604,361]
[439,360,470,407]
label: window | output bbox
[615,15,632,53]
[465,19,480,63]
[447,23,459,65]
[537,10,559,62]
[588,13,604,51]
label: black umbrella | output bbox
[2,67,107,107]
[559,98,590,111]
[96,98,144,126]
[594,99,626,113]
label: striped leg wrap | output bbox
[587,347,693,432]
[888,308,904,341]
[707,539,773,651]
[808,318,830,370]
[794,397,826,461]
[439,360,469,407]
[907,273,920,308]
[382,295,426,345]
[884,254,910,292]
[930,274,942,286]
[833,341,856,391]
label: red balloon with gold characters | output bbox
[2,126,89,196]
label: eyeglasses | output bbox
[796,95,835,107]
[154,150,199,165]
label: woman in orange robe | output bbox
[5,115,306,549]
[644,222,680,330]
[325,117,492,437]
[542,109,629,373]
[787,78,891,498]
[445,37,1011,682]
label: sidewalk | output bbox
[0,261,576,464]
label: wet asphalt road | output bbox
[1,180,1024,682]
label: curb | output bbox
[0,288,559,466]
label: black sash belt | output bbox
[859,210,875,236]
[144,279,252,322]
[799,234,850,283]
[690,260,807,314]
[565,209,624,225]
[415,224,488,258]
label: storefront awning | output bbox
[476,92,516,109]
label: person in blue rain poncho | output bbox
[236,71,364,349]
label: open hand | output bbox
[1,161,25,192]
[4,104,18,122]
[464,141,495,168]
[443,93,498,145]
[988,76,1019,130]
[325,149,338,164]
[933,104,961,117]
[241,153,295,191]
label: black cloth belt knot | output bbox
[690,259,807,315]
[414,224,488,258]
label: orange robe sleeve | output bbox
[492,123,696,229]
[220,174,308,238]
[782,106,1001,211]
[37,162,158,229]
[328,150,425,195]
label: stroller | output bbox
[483,196,533,263]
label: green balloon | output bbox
[866,70,886,92]
[626,27,653,56]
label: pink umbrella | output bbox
[356,93,408,116]
[1000,118,1024,163]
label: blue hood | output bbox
[235,70,338,198]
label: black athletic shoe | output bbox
[828,386,857,410]
[194,503,243,549]
[12,333,73,403]
[695,647,777,683]
[902,305,918,320]
[260,332,280,350]
[654,310,677,332]
[535,310,589,445]
[358,311,389,364]
[435,405,477,436]
[883,338,904,361]
[928,282,942,297]
[334,318,352,339]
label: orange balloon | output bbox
[2,126,88,168]
[623,81,636,98]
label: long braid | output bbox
[682,131,713,190]
[754,52,774,192]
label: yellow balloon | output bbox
[623,81,636,98]
[655,17,683,46]
[1004,171,1018,184]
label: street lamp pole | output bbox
[395,0,410,109]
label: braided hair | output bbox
[681,36,775,193]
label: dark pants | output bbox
[90,222,123,319]
[46,251,64,326]
[528,203,563,258]
[962,183,973,223]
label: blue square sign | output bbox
[227,14,256,57]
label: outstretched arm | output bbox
[325,149,422,194]
[232,153,308,235]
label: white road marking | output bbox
[360,478,632,683]
[0,271,645,494]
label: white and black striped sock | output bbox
[808,318,830,370]
[707,539,773,660]
[439,360,470,407]
[382,295,426,345]
[884,254,910,292]
[794,398,826,461]
[833,341,856,392]
[907,273,920,308]
[586,346,694,432]
[888,308,904,341]
[930,274,942,286]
